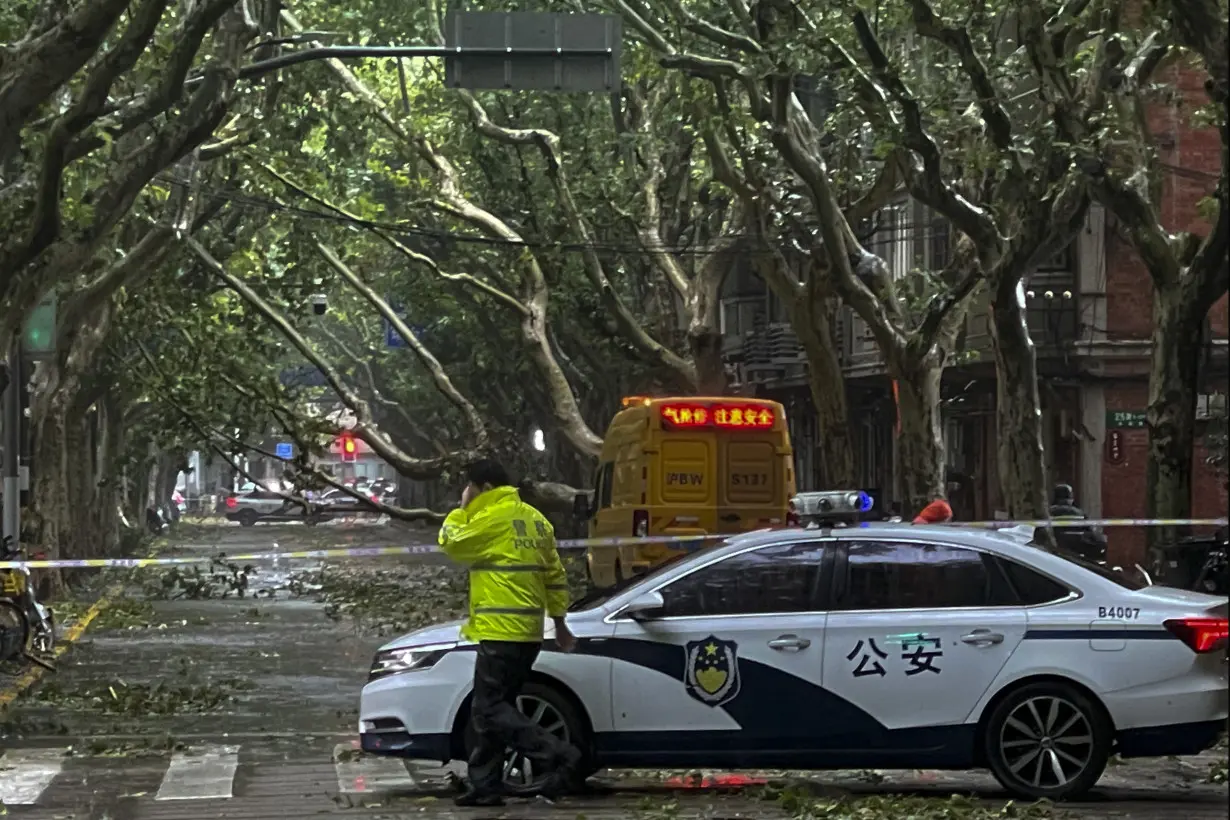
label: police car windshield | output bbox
[568,553,691,612]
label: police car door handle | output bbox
[767,635,811,651]
[960,629,1004,646]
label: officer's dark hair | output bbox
[464,458,511,489]
[1052,483,1075,505]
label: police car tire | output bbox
[237,510,258,527]
[463,680,590,795]
[982,680,1112,801]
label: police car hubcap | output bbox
[1000,696,1094,789]
[503,695,569,789]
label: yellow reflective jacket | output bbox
[438,486,570,643]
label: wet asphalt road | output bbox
[0,521,1227,819]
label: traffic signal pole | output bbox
[2,341,20,548]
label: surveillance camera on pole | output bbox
[310,294,328,316]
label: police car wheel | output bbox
[464,681,588,796]
[237,510,257,527]
[983,681,1111,801]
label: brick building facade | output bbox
[1095,60,1228,563]
[721,62,1227,566]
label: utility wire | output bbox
[156,157,1220,258]
[156,174,953,257]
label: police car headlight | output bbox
[368,643,456,681]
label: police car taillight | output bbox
[225,496,237,509]
[1164,617,1229,653]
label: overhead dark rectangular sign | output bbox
[444,11,621,92]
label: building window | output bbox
[720,297,766,337]
[928,215,951,271]
[1035,243,1074,273]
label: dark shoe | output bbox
[538,748,585,798]
[453,790,505,807]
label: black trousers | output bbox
[467,640,573,794]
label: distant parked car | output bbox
[221,487,332,527]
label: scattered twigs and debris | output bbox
[756,787,1058,820]
[1206,755,1228,784]
[137,558,267,601]
[287,564,469,636]
[30,678,256,716]
[283,553,591,636]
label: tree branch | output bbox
[314,324,444,455]
[184,234,456,480]
[313,241,490,448]
[1166,0,1229,104]
[761,71,907,355]
[851,11,1003,258]
[257,162,529,316]
[65,0,247,164]
[280,9,603,459]
[456,91,696,387]
[908,0,1014,155]
[1,4,258,346]
[28,0,171,257]
[0,0,131,163]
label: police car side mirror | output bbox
[622,590,665,621]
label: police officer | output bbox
[439,459,582,807]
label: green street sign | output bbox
[1106,410,1146,429]
[22,293,57,355]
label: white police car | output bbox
[358,522,1228,800]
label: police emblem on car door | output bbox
[684,636,740,707]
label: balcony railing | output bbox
[721,273,1081,387]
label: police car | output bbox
[358,498,1228,801]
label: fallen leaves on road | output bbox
[94,598,157,629]
[290,564,469,636]
[69,734,187,758]
[1206,755,1228,784]
[761,789,1055,820]
[286,553,590,635]
[30,678,256,716]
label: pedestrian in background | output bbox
[1047,483,1107,561]
[438,458,582,807]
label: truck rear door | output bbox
[719,435,782,533]
[657,435,715,535]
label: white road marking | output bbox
[0,747,66,805]
[334,741,417,793]
[155,744,240,801]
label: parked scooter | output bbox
[1184,528,1228,596]
[0,535,56,670]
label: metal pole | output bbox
[2,341,20,548]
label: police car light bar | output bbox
[790,490,874,524]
